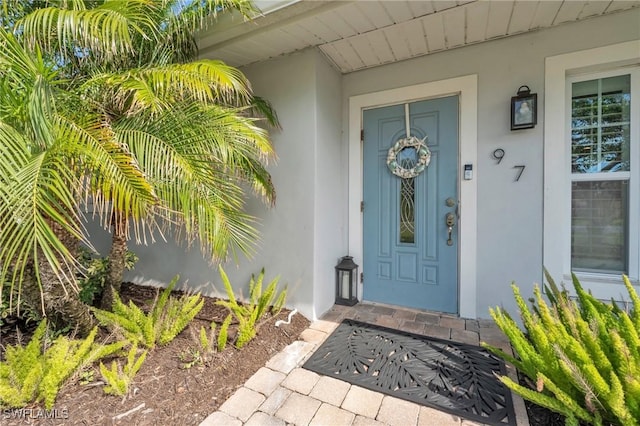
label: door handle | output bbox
[445,212,455,246]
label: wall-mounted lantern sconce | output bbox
[335,256,358,306]
[511,85,537,130]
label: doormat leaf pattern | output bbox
[303,319,516,426]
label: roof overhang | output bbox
[197,1,640,74]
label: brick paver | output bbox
[401,320,427,334]
[376,396,420,426]
[259,387,292,415]
[415,312,441,325]
[451,328,480,346]
[244,367,286,396]
[299,328,328,345]
[341,385,384,418]
[392,309,417,321]
[354,311,379,323]
[244,411,286,426]
[309,403,356,425]
[465,319,480,332]
[423,324,451,339]
[478,318,497,328]
[309,320,339,334]
[375,315,401,329]
[266,341,315,374]
[218,387,265,422]
[320,310,343,322]
[275,392,321,425]
[417,406,461,425]
[371,305,397,316]
[309,376,351,406]
[440,316,467,330]
[353,415,386,426]
[200,411,242,426]
[281,368,320,395]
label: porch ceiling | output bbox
[197,0,639,74]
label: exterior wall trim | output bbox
[348,75,478,318]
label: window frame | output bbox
[568,70,636,278]
[544,41,640,301]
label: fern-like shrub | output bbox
[217,314,232,351]
[181,322,221,369]
[99,344,147,396]
[215,266,287,349]
[0,320,126,409]
[93,275,203,349]
[484,273,640,426]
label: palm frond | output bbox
[248,96,281,129]
[0,123,84,298]
[113,103,272,260]
[166,0,258,42]
[16,1,161,60]
[54,112,158,222]
[0,28,58,148]
[86,59,252,114]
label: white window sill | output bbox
[559,272,639,303]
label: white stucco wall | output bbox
[341,9,640,319]
[89,8,639,322]
[113,48,344,320]
[312,51,346,318]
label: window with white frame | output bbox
[544,42,640,298]
[569,70,638,277]
[570,74,630,273]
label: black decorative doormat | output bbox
[303,319,515,426]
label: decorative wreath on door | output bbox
[386,136,431,179]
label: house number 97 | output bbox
[492,148,525,181]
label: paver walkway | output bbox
[201,303,530,426]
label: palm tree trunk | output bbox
[100,214,128,311]
[20,221,94,336]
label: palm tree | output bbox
[0,0,277,333]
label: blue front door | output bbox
[363,96,459,313]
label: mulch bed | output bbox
[518,373,566,426]
[0,282,310,425]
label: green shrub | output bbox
[217,314,232,352]
[99,344,147,396]
[0,319,126,409]
[199,322,217,354]
[180,322,219,369]
[78,248,138,305]
[215,266,287,349]
[92,275,203,348]
[484,273,640,426]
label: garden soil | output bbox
[1,282,309,426]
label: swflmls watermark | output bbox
[3,408,69,420]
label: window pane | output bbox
[571,75,630,173]
[399,177,415,243]
[571,180,628,273]
[398,147,416,244]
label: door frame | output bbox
[348,74,478,318]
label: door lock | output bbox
[445,212,455,246]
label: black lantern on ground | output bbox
[335,256,358,306]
